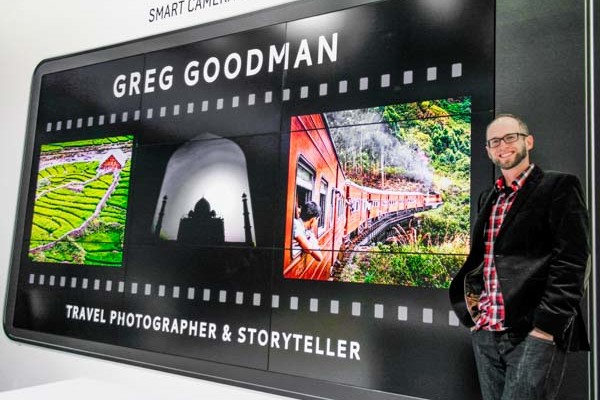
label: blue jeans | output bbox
[471,330,568,400]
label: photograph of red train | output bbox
[283,98,471,288]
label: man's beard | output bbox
[491,146,528,170]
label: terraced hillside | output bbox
[28,136,133,267]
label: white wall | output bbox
[0,1,296,398]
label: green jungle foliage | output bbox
[382,98,471,180]
[347,243,466,288]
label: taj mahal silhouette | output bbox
[154,193,253,246]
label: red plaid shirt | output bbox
[475,163,535,331]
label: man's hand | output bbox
[529,327,554,342]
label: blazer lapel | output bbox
[470,189,496,253]
[496,165,543,240]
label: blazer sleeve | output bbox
[533,174,590,338]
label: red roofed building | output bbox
[98,154,122,172]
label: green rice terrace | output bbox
[28,136,133,267]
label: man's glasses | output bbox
[486,133,528,148]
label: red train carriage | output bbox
[342,182,434,238]
[284,114,346,280]
[344,181,368,239]
[425,192,443,209]
[406,191,424,211]
[389,193,400,213]
[367,191,379,220]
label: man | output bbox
[449,114,590,399]
[292,201,323,262]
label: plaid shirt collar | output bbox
[494,163,535,194]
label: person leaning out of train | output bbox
[293,201,323,262]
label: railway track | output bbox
[330,211,420,280]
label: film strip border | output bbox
[44,64,464,133]
[27,272,461,327]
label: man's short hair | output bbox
[300,201,321,221]
[487,113,530,135]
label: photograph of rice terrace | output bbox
[28,136,133,267]
[286,98,471,288]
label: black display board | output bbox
[4,0,494,399]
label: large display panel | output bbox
[5,0,494,399]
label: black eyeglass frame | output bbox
[486,132,529,148]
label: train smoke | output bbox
[324,108,433,190]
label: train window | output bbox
[293,158,316,259]
[318,178,328,234]
[338,197,344,218]
[296,158,315,207]
[330,188,335,225]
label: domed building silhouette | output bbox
[151,132,256,245]
[177,197,225,245]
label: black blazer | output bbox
[449,165,590,350]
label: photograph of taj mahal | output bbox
[151,133,256,248]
